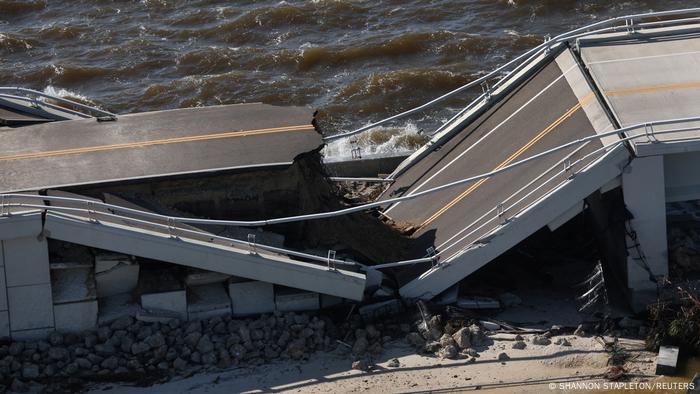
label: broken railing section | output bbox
[576,262,609,312]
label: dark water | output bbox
[0,0,695,138]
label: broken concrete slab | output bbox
[98,293,140,325]
[50,262,98,332]
[141,290,187,321]
[50,263,96,304]
[187,283,231,320]
[95,254,139,298]
[655,345,680,375]
[228,280,275,316]
[275,286,320,312]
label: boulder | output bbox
[110,316,134,331]
[21,364,39,379]
[438,344,458,359]
[452,328,471,349]
[512,341,527,350]
[351,359,368,371]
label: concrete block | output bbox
[275,287,320,312]
[3,237,50,287]
[141,290,187,321]
[95,254,139,298]
[0,310,9,338]
[188,283,231,320]
[11,327,54,341]
[51,265,96,304]
[228,280,274,316]
[8,283,54,331]
[655,345,679,375]
[54,301,98,333]
[98,293,139,325]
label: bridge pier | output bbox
[1,236,55,339]
[622,156,668,312]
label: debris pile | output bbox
[647,283,700,354]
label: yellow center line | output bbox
[416,78,700,232]
[0,124,314,162]
[604,80,700,96]
[417,93,594,230]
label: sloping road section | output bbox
[380,48,628,299]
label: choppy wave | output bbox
[0,0,45,15]
[0,32,34,53]
[0,0,693,155]
[323,123,430,161]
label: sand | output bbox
[88,333,656,393]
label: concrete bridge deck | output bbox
[380,48,618,289]
[0,192,365,301]
[0,103,320,193]
[580,26,700,155]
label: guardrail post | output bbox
[481,81,491,101]
[625,18,635,34]
[86,201,96,223]
[543,34,552,54]
[167,218,177,239]
[644,123,658,143]
[327,250,337,271]
[247,234,257,255]
[0,195,5,217]
[350,139,362,160]
[426,247,439,267]
[564,158,575,179]
[497,203,508,225]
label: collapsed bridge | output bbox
[2,8,700,339]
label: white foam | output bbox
[322,122,427,161]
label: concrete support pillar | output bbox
[622,156,668,311]
[1,236,54,339]
[0,245,8,338]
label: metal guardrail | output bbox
[324,7,700,142]
[3,116,700,269]
[3,10,700,270]
[0,195,362,269]
[0,87,116,119]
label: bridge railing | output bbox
[0,87,116,119]
[2,116,700,269]
[324,7,700,142]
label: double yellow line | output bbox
[417,78,700,231]
[0,124,314,162]
[417,93,594,230]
